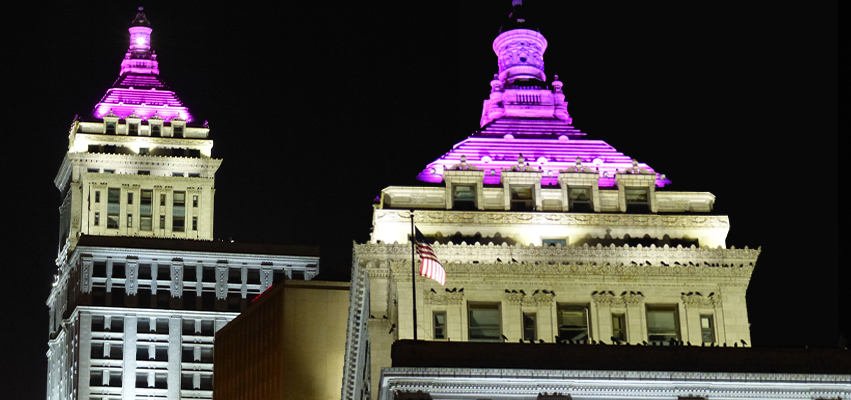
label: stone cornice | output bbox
[75,132,213,147]
[381,368,850,398]
[356,242,759,270]
[68,152,222,169]
[379,260,754,279]
[375,209,730,228]
[74,244,320,267]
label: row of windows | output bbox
[89,370,213,390]
[92,189,199,231]
[450,185,649,212]
[434,304,715,344]
[87,167,201,177]
[87,288,256,312]
[91,263,268,284]
[90,316,216,336]
[103,121,183,137]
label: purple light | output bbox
[91,13,194,123]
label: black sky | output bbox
[2,1,841,398]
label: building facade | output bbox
[214,280,351,400]
[46,9,320,400]
[341,2,846,399]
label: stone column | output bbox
[167,317,181,399]
[122,315,137,399]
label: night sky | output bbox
[3,1,841,398]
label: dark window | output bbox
[128,123,138,135]
[95,191,101,203]
[160,194,166,206]
[159,215,165,229]
[646,306,679,344]
[192,195,198,207]
[138,170,150,175]
[107,188,120,229]
[202,267,216,282]
[91,316,105,331]
[542,239,567,247]
[468,303,501,341]
[93,262,107,277]
[433,312,447,340]
[200,347,213,362]
[181,373,195,389]
[192,217,198,231]
[612,314,626,342]
[138,265,151,280]
[200,320,215,336]
[139,147,149,155]
[557,304,590,342]
[626,188,650,213]
[109,317,124,332]
[156,318,169,334]
[510,186,534,211]
[151,124,161,136]
[199,375,213,390]
[136,345,151,361]
[452,185,476,210]
[94,212,100,226]
[127,193,133,205]
[701,315,715,344]
[247,269,260,284]
[105,122,116,134]
[523,312,537,341]
[568,187,593,212]
[183,266,196,282]
[108,371,122,386]
[182,346,195,362]
[137,318,150,333]
[89,370,103,387]
[173,125,184,137]
[228,268,241,284]
[182,320,196,335]
[127,214,133,228]
[135,372,149,388]
[91,343,104,359]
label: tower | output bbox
[340,1,774,398]
[47,9,320,400]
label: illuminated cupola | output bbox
[92,7,192,122]
[55,8,221,254]
[420,0,670,190]
[494,0,547,83]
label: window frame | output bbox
[509,185,535,211]
[646,305,680,344]
[433,311,447,340]
[568,186,593,212]
[467,303,502,342]
[523,312,537,342]
[700,315,715,344]
[557,304,591,342]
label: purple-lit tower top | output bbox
[91,7,193,123]
[417,0,669,188]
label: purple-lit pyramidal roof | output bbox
[416,5,669,188]
[91,8,192,123]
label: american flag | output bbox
[415,227,445,286]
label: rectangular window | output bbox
[433,312,447,340]
[88,167,99,172]
[108,371,122,386]
[468,303,501,341]
[95,191,101,203]
[173,125,184,137]
[568,187,593,212]
[127,193,133,205]
[192,217,198,231]
[159,215,165,229]
[646,306,679,344]
[188,173,201,178]
[193,195,198,207]
[160,194,166,206]
[452,185,476,210]
[173,191,185,232]
[139,147,149,155]
[700,315,715,344]
[103,169,115,174]
[510,186,534,211]
[612,314,626,342]
[90,370,103,387]
[105,122,116,134]
[128,123,138,135]
[625,188,650,213]
[523,312,537,341]
[151,124,161,136]
[542,238,567,248]
[127,214,133,228]
[107,188,120,229]
[140,190,152,231]
[557,304,590,342]
[138,170,150,175]
[94,212,100,226]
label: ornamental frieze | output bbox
[681,293,722,308]
[504,291,555,306]
[374,210,730,228]
[424,290,464,305]
[383,260,753,279]
[591,292,644,307]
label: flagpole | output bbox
[410,209,418,341]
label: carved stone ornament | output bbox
[126,262,138,295]
[358,242,759,279]
[172,263,183,298]
[216,266,228,299]
[681,293,722,308]
[81,260,92,294]
[261,268,273,290]
[620,159,655,175]
[503,154,537,172]
[504,291,554,306]
[424,291,464,305]
[561,157,596,173]
[448,155,480,171]
[592,292,644,307]
[374,209,731,229]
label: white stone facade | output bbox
[47,9,320,400]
